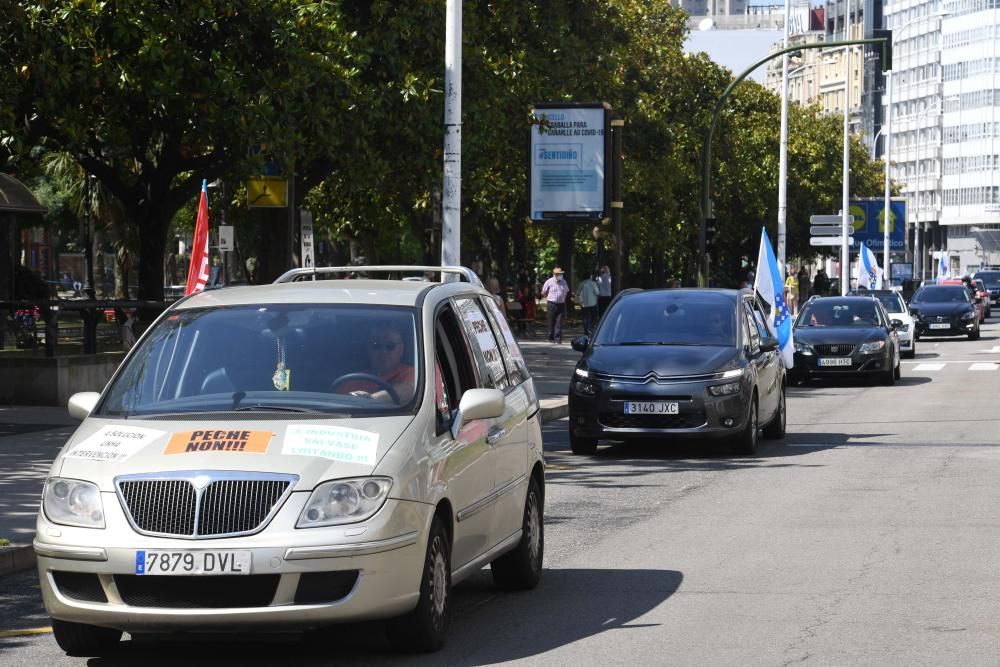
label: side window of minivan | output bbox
[742,301,760,353]
[453,297,509,391]
[434,305,478,433]
[480,296,529,386]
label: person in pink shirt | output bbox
[541,266,570,343]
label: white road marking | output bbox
[912,363,946,371]
[969,363,999,371]
[979,346,1000,353]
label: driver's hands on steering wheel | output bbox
[351,389,392,402]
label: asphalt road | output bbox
[4,322,1000,665]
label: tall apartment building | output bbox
[885,0,1000,277]
[674,0,749,17]
[764,7,827,106]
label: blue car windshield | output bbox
[594,292,736,347]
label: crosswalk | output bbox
[908,361,999,371]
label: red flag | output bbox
[185,180,210,295]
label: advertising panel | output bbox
[529,104,610,223]
[848,199,906,253]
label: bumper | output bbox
[914,319,977,337]
[792,351,892,377]
[34,495,432,632]
[568,378,751,440]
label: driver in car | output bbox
[335,323,415,403]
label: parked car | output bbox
[908,284,981,340]
[567,288,786,456]
[34,266,545,656]
[792,296,902,385]
[849,290,916,358]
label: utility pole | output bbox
[777,0,791,268]
[611,117,624,295]
[82,174,95,300]
[441,0,462,273]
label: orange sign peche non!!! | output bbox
[163,430,273,455]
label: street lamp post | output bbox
[700,37,890,288]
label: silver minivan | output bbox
[34,266,545,655]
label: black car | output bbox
[973,270,1000,305]
[909,285,981,340]
[567,289,786,456]
[792,296,902,385]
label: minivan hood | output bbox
[586,344,739,378]
[54,415,415,491]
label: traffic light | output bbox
[705,217,717,249]
[874,29,892,71]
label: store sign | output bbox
[848,199,906,252]
[529,104,610,223]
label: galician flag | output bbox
[937,250,950,281]
[185,179,211,296]
[754,228,794,368]
[857,244,883,290]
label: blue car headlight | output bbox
[794,341,815,355]
[961,311,976,321]
[859,340,886,355]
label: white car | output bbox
[34,266,545,655]
[852,290,916,358]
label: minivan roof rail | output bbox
[274,265,483,286]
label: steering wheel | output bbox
[329,373,401,404]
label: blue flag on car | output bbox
[938,251,949,280]
[753,228,794,368]
[858,244,883,290]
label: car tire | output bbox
[733,395,759,455]
[883,362,896,386]
[969,328,981,341]
[894,358,901,380]
[569,430,597,455]
[762,387,786,440]
[903,342,916,359]
[491,477,544,591]
[51,619,122,657]
[386,518,451,653]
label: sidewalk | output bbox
[0,336,580,576]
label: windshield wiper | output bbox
[615,341,701,346]
[232,405,323,414]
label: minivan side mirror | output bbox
[68,392,101,420]
[571,336,590,352]
[451,388,505,438]
[759,335,779,352]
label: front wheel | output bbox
[762,388,786,440]
[52,619,122,657]
[569,430,597,455]
[386,518,451,653]
[733,396,759,455]
[491,477,544,590]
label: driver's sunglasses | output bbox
[369,339,401,352]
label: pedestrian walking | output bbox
[596,265,612,316]
[797,267,811,303]
[576,271,600,336]
[784,269,799,315]
[813,268,830,297]
[541,266,570,343]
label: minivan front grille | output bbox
[116,472,297,539]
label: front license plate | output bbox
[817,357,852,367]
[135,550,251,576]
[929,323,951,330]
[624,401,679,414]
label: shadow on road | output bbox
[80,568,682,666]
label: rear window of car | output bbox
[595,291,736,347]
[98,304,422,417]
[912,286,972,303]
[975,272,1000,285]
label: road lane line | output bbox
[912,363,946,371]
[0,627,53,638]
[969,363,999,371]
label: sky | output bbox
[684,29,784,83]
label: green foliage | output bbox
[1,0,893,294]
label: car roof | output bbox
[173,279,483,310]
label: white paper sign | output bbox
[282,425,379,465]
[64,426,166,463]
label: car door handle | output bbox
[486,428,507,446]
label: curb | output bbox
[0,545,35,577]
[539,400,569,423]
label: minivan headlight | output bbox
[297,477,392,528]
[43,478,105,528]
[708,381,741,396]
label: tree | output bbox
[1,1,357,300]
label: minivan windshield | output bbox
[912,286,972,304]
[99,304,421,417]
[594,291,736,347]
